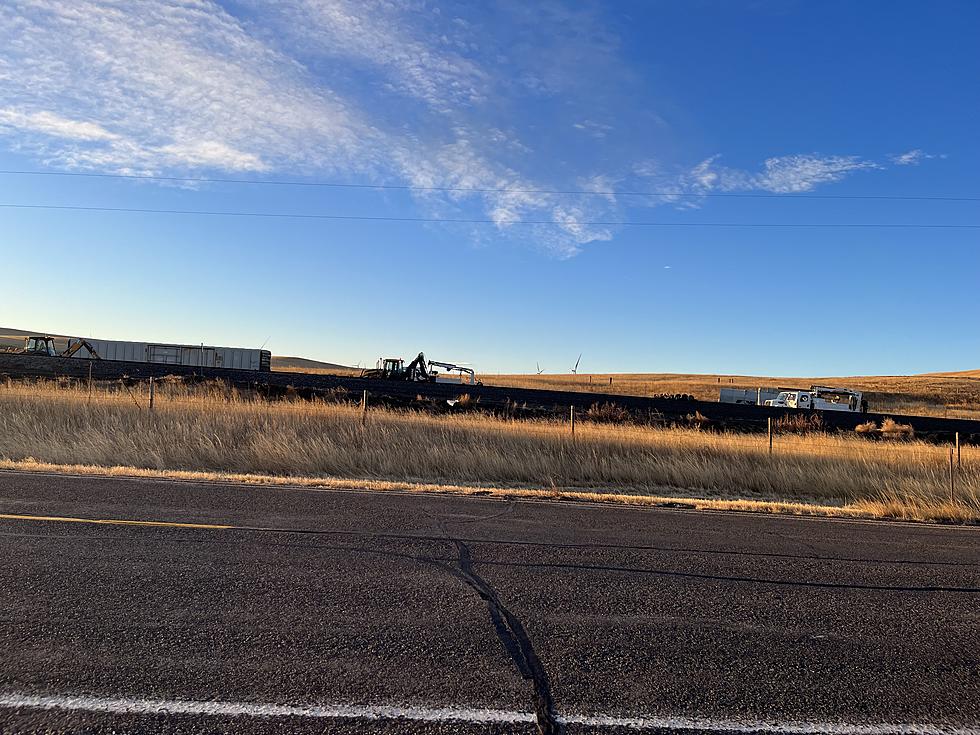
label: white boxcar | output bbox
[67,338,271,372]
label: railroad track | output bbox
[2,353,979,439]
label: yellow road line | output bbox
[0,513,234,530]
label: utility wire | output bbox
[0,169,977,202]
[1,202,977,228]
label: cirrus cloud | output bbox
[0,1,943,258]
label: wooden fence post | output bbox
[87,362,93,404]
[768,417,773,455]
[361,390,368,425]
[949,447,955,503]
[570,405,576,439]
[149,377,155,412]
[955,432,960,469]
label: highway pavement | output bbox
[0,470,977,733]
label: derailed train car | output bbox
[66,337,271,372]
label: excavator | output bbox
[22,335,102,360]
[361,352,480,385]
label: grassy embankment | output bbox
[0,379,976,523]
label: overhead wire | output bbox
[0,202,977,228]
[0,169,978,202]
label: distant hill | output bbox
[272,355,356,373]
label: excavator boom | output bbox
[61,338,101,360]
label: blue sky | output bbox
[1,0,977,375]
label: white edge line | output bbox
[1,692,977,734]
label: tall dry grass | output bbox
[0,380,976,522]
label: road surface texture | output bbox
[0,470,977,734]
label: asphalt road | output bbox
[0,471,977,734]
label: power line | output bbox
[0,168,977,202]
[1,202,977,228]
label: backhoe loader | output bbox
[22,336,102,360]
[360,353,432,381]
[360,352,480,384]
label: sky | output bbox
[1,0,977,375]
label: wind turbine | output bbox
[571,353,582,375]
[536,362,544,375]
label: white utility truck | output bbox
[764,385,864,413]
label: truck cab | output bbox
[378,358,406,378]
[24,336,58,357]
[765,391,811,409]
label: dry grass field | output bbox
[0,379,975,523]
[482,371,980,419]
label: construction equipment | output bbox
[22,335,102,360]
[427,359,480,386]
[763,385,864,413]
[361,353,433,382]
[361,352,481,385]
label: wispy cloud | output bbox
[678,154,881,195]
[0,109,119,142]
[246,0,488,112]
[0,0,625,256]
[753,154,881,192]
[889,149,944,166]
[573,120,614,139]
[0,0,367,174]
[0,1,941,258]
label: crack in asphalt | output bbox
[450,536,560,735]
[420,506,562,735]
[3,521,973,567]
[7,529,979,593]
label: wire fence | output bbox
[1,376,975,508]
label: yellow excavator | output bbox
[22,335,102,360]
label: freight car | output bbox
[65,337,271,372]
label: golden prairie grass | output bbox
[273,364,362,377]
[482,372,980,419]
[0,379,976,523]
